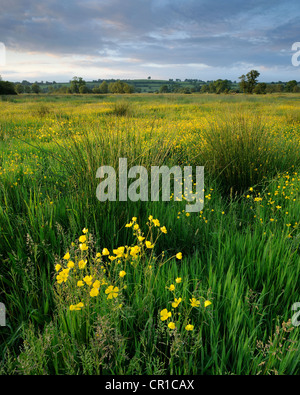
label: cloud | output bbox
[0,0,299,81]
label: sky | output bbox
[0,0,299,82]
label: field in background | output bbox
[0,93,299,375]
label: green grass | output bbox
[0,93,299,375]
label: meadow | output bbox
[0,93,299,375]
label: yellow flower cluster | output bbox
[54,217,212,338]
[246,171,300,234]
[161,276,212,332]
[69,302,84,311]
[55,218,173,312]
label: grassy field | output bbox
[0,93,299,375]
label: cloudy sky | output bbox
[0,0,299,82]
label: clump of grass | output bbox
[31,104,51,118]
[111,101,133,117]
[196,110,300,193]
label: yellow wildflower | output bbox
[185,324,194,331]
[70,302,84,311]
[152,219,160,227]
[172,298,182,308]
[168,322,176,330]
[167,284,175,292]
[190,298,200,307]
[79,243,88,251]
[160,309,172,321]
[83,275,93,286]
[67,260,75,269]
[90,288,99,297]
[113,247,125,257]
[93,280,100,289]
[78,260,87,269]
[130,245,140,257]
[145,240,154,249]
[105,286,119,299]
[79,235,87,243]
[102,248,110,256]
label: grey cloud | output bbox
[0,0,299,79]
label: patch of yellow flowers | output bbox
[54,215,212,333]
[160,278,212,332]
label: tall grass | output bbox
[194,110,300,193]
[0,94,299,375]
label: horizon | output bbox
[0,0,300,82]
[6,77,300,85]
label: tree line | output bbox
[0,72,299,95]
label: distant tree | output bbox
[48,86,55,94]
[159,84,169,93]
[200,84,209,93]
[246,70,260,93]
[238,74,247,93]
[0,80,17,95]
[99,80,108,93]
[181,87,191,94]
[253,83,267,94]
[108,80,134,94]
[108,82,115,93]
[285,80,297,92]
[293,85,300,93]
[211,79,231,94]
[15,83,24,94]
[123,83,134,93]
[92,86,100,93]
[109,80,123,93]
[266,83,284,93]
[276,84,284,92]
[70,76,86,93]
[57,86,70,94]
[24,85,31,94]
[239,70,260,93]
[79,85,89,94]
[31,83,41,94]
